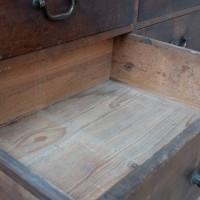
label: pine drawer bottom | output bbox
[1,80,200,200]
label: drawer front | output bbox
[138,0,200,21]
[0,0,133,60]
[137,11,200,51]
[129,129,200,200]
[0,171,37,200]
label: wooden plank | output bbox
[0,149,72,200]
[111,34,200,109]
[0,0,133,60]
[137,0,200,22]
[136,5,200,29]
[0,39,112,126]
[1,81,200,200]
[133,0,139,31]
[128,122,200,200]
[99,118,200,200]
[0,171,38,200]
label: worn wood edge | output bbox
[98,118,200,200]
[57,24,133,53]
[128,33,200,55]
[0,149,72,200]
[133,0,139,31]
[0,24,132,63]
[136,5,200,29]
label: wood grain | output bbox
[0,0,133,60]
[1,81,200,200]
[111,34,200,109]
[128,124,200,200]
[0,171,37,200]
[0,150,71,200]
[0,39,112,126]
[98,118,200,200]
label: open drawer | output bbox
[1,34,200,200]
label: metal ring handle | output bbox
[32,0,75,21]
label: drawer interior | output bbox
[0,80,200,199]
[1,34,200,200]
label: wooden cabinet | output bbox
[2,1,200,200]
[1,34,200,200]
[0,0,133,60]
[135,0,200,51]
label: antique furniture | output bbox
[135,0,200,51]
[1,1,200,200]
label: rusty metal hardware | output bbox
[191,172,200,187]
[32,0,75,21]
[180,34,190,48]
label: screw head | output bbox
[32,0,45,8]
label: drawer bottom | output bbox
[0,80,200,200]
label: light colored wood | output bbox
[0,171,37,200]
[111,34,200,109]
[0,149,72,200]
[0,39,113,126]
[136,5,200,29]
[0,81,199,200]
[127,125,200,200]
[99,118,200,200]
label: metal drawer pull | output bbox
[180,34,190,48]
[32,0,75,21]
[170,34,190,48]
[191,172,200,187]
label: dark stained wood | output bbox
[136,5,200,29]
[137,10,200,51]
[0,149,72,200]
[133,0,139,31]
[0,0,133,60]
[0,171,38,200]
[138,0,200,21]
[98,119,200,200]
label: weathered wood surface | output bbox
[0,150,71,200]
[0,171,38,200]
[128,124,200,200]
[1,81,200,200]
[138,0,200,21]
[0,39,112,126]
[0,0,133,60]
[111,34,200,109]
[99,119,200,200]
[137,10,200,51]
